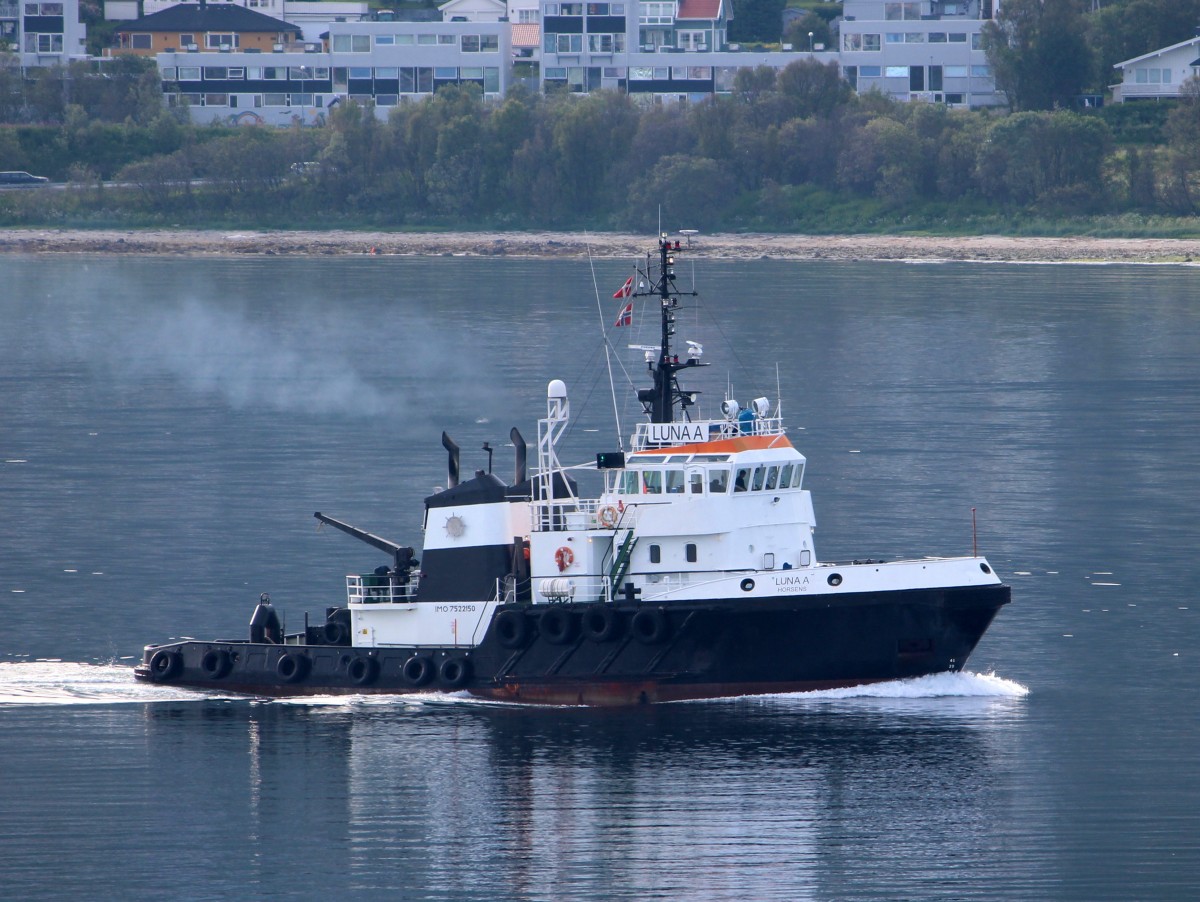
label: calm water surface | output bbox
[1,254,1198,900]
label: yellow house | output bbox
[112,1,301,56]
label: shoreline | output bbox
[3,228,1200,263]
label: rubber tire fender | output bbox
[201,648,232,679]
[402,655,434,687]
[581,606,622,642]
[348,656,379,686]
[439,656,472,688]
[494,608,530,649]
[631,607,671,645]
[276,652,310,683]
[149,649,183,682]
[540,606,578,645]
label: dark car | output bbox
[0,171,50,185]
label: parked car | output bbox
[0,171,50,185]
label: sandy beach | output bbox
[3,228,1200,263]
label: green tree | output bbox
[982,0,1093,110]
[728,0,786,44]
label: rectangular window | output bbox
[708,469,729,493]
[206,67,228,79]
[929,65,943,91]
[886,33,902,44]
[418,33,437,44]
[462,35,480,52]
[399,68,415,92]
[751,467,765,492]
[481,34,498,51]
[642,471,663,494]
[945,93,964,104]
[206,33,237,49]
[353,34,371,51]
[929,32,946,43]
[263,66,286,79]
[518,10,538,22]
[228,67,245,79]
[860,65,881,77]
[944,65,967,78]
[263,93,288,105]
[665,470,686,494]
[863,34,880,51]
[177,66,201,80]
[416,68,433,92]
[779,464,793,487]
[291,93,313,105]
[396,34,414,44]
[587,2,608,13]
[904,32,925,43]
[131,34,152,49]
[349,66,371,78]
[439,34,456,44]
[36,33,64,52]
[375,34,395,45]
[161,67,177,81]
[483,67,499,92]
[460,66,483,79]
[649,544,661,564]
[179,33,195,46]
[910,66,925,91]
[375,66,399,79]
[561,2,583,12]
[765,466,779,491]
[289,66,312,79]
[332,67,347,89]
[204,93,228,106]
[970,33,981,49]
[885,66,907,77]
[686,543,697,563]
[376,95,398,106]
[734,467,750,492]
[434,66,457,79]
[949,32,967,43]
[332,34,350,51]
[971,64,991,77]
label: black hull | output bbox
[134,585,1009,706]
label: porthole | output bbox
[740,578,755,592]
[827,573,843,587]
[979,563,992,574]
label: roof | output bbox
[116,4,301,34]
[1113,35,1200,69]
[511,22,540,48]
[677,0,722,20]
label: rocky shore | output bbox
[3,228,1200,263]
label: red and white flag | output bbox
[613,301,633,327]
[612,276,634,299]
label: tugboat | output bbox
[135,235,1010,705]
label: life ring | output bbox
[276,652,310,683]
[631,607,671,645]
[582,606,622,642]
[554,546,574,572]
[439,656,472,688]
[348,656,379,686]
[149,649,183,682]
[402,655,434,687]
[201,648,232,679]
[540,606,578,645]
[597,505,620,528]
[495,608,530,649]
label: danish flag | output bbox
[612,276,634,298]
[614,301,633,327]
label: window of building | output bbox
[462,34,479,52]
[588,33,625,52]
[884,1,920,20]
[27,33,64,52]
[859,65,881,77]
[204,93,228,106]
[561,2,583,13]
[434,66,457,79]
[417,33,437,44]
[131,34,152,49]
[376,94,398,106]
[944,65,967,78]
[949,32,967,43]
[439,34,456,44]
[205,33,238,49]
[518,9,538,22]
[885,65,907,77]
[396,34,414,44]
[481,34,498,51]
[375,34,395,45]
[970,33,981,49]
[971,64,990,77]
[263,93,288,105]
[160,67,177,81]
[677,30,706,50]
[263,66,286,79]
[904,32,925,43]
[228,67,245,79]
[177,66,201,80]
[945,92,964,104]
[885,33,902,44]
[556,33,583,52]
[587,3,608,13]
[640,2,674,25]
[206,67,228,79]
[863,34,880,51]
[179,33,195,46]
[349,66,371,78]
[929,32,946,43]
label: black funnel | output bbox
[510,426,527,486]
[442,431,460,488]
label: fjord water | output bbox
[2,254,1198,900]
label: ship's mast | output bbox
[636,234,701,424]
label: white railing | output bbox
[530,498,642,532]
[534,574,613,604]
[345,573,420,605]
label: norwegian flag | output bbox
[613,301,633,327]
[612,276,634,299]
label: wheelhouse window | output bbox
[765,466,779,491]
[751,467,766,492]
[689,472,704,494]
[665,470,685,494]
[643,471,663,494]
[708,469,729,493]
[734,468,750,492]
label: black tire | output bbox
[348,656,379,686]
[440,656,472,688]
[631,607,671,645]
[494,608,530,649]
[581,606,622,642]
[402,655,433,687]
[323,620,348,645]
[200,648,232,679]
[276,652,310,683]
[540,606,578,645]
[149,649,182,682]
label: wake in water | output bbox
[0,661,1026,709]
